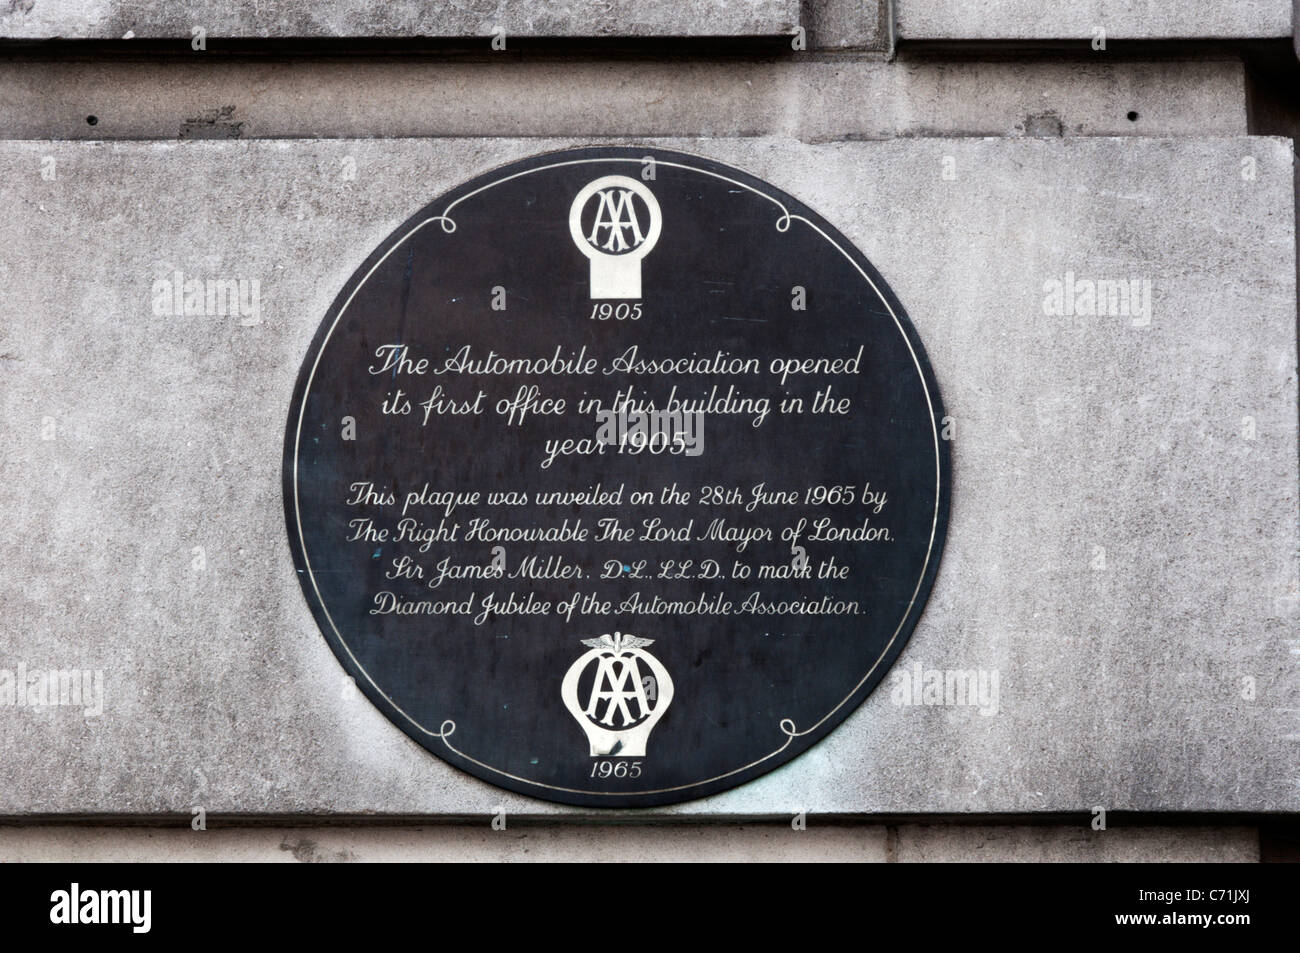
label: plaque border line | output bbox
[289,150,945,801]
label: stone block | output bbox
[0,135,1293,816]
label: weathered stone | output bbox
[892,826,1260,863]
[0,824,1260,862]
[0,136,1293,817]
[897,0,1293,40]
[0,0,800,39]
[0,58,1248,141]
[805,0,888,50]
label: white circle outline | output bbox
[567,174,663,261]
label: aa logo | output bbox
[568,175,662,298]
[561,632,674,756]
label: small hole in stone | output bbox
[86,115,98,126]
[1126,111,1139,122]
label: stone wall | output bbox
[0,1,1296,860]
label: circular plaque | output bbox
[284,147,949,807]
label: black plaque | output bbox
[284,147,950,807]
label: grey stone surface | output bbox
[0,136,1294,817]
[897,0,1293,40]
[0,0,800,38]
[0,57,1247,141]
[892,825,1260,863]
[0,824,1259,862]
[805,0,888,50]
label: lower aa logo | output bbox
[561,632,674,757]
[568,175,662,299]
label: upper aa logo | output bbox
[561,632,675,756]
[568,175,662,300]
